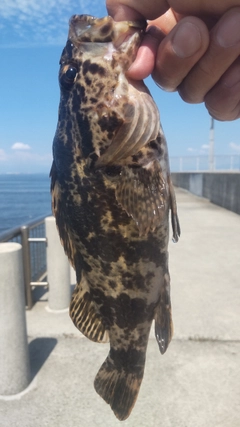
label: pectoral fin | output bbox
[115,162,167,236]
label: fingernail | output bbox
[172,22,202,58]
[216,12,240,47]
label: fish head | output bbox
[55,14,149,165]
[59,14,146,91]
[67,14,146,67]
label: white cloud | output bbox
[0,0,105,47]
[187,144,210,155]
[12,142,31,151]
[0,148,52,173]
[229,142,240,153]
[0,0,71,19]
[11,151,52,164]
[0,149,7,161]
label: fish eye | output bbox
[60,65,78,90]
[65,66,78,80]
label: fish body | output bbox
[51,14,180,421]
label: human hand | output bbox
[106,0,240,121]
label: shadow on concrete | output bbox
[29,337,57,380]
[31,285,48,308]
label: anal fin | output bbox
[70,275,109,343]
[155,273,173,354]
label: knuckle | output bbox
[206,103,240,121]
[178,83,204,104]
[205,82,240,121]
[152,70,178,92]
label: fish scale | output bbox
[50,14,180,421]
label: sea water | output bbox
[0,174,51,234]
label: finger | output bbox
[106,0,169,21]
[126,9,177,80]
[205,58,240,120]
[151,17,209,91]
[149,8,179,34]
[179,8,240,103]
[126,30,164,80]
[169,0,240,16]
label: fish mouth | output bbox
[69,14,146,47]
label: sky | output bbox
[0,0,240,174]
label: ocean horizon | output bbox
[0,173,52,234]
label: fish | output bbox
[50,14,180,421]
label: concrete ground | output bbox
[0,188,240,427]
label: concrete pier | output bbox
[0,243,30,395]
[172,172,240,214]
[0,189,239,426]
[45,216,71,311]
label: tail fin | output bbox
[94,349,145,421]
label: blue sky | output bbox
[0,0,239,174]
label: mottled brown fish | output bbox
[50,14,180,421]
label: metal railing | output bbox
[0,214,51,309]
[170,155,240,172]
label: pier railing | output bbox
[0,215,71,395]
[170,154,240,172]
[0,214,50,309]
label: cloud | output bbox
[0,0,104,47]
[11,151,52,164]
[11,142,31,150]
[0,149,7,161]
[229,142,240,153]
[0,0,74,19]
[187,144,210,155]
[0,147,53,173]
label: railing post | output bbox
[45,216,71,311]
[0,243,31,395]
[179,157,183,172]
[196,156,199,171]
[21,226,33,309]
